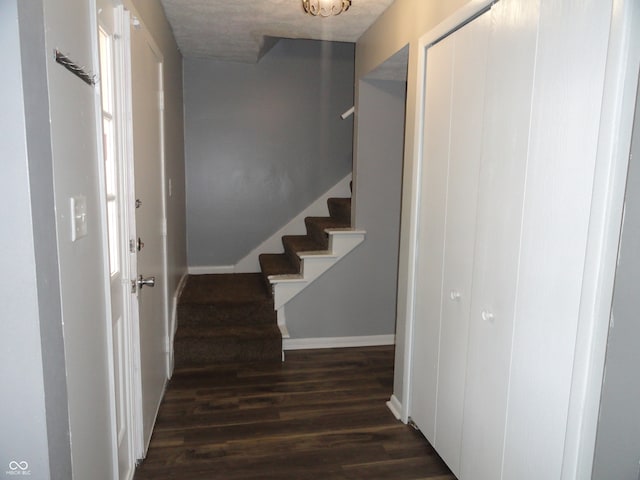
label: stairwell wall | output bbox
[183,39,355,268]
[284,78,406,340]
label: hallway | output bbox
[133,346,454,479]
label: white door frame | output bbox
[124,2,170,455]
[92,0,141,476]
[93,0,172,467]
[400,1,640,479]
[117,5,146,460]
[562,1,640,477]
[112,2,171,459]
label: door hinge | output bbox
[158,91,165,111]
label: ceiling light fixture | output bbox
[302,0,352,17]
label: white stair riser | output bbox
[300,256,337,280]
[328,231,366,256]
[274,280,306,309]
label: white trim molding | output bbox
[167,271,188,375]
[187,265,234,275]
[283,334,395,351]
[386,395,403,421]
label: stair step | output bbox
[174,273,282,368]
[305,216,350,249]
[179,273,272,303]
[327,197,351,224]
[179,273,275,327]
[259,253,298,291]
[178,301,275,327]
[282,235,326,270]
[174,324,282,368]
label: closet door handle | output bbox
[481,310,495,323]
[449,290,461,301]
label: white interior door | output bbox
[410,0,489,435]
[411,2,538,478]
[409,30,454,442]
[434,12,489,473]
[129,16,168,450]
[97,3,135,478]
[410,10,490,475]
[460,1,538,478]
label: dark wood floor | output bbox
[134,346,455,480]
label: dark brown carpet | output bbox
[173,196,352,369]
[174,273,282,367]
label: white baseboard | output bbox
[386,394,403,421]
[283,334,395,350]
[187,265,235,275]
[171,273,188,334]
[167,272,188,377]
[143,377,168,457]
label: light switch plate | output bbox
[71,195,88,241]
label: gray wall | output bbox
[285,78,406,339]
[184,39,355,267]
[592,77,640,480]
[17,0,73,477]
[0,2,53,478]
[2,0,186,478]
[40,0,115,476]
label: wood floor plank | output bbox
[134,346,455,479]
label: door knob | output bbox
[137,275,155,289]
[481,310,495,323]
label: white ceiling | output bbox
[159,0,396,63]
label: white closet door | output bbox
[460,1,540,479]
[434,12,491,474]
[410,31,454,441]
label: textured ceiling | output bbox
[159,0,396,63]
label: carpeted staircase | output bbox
[258,197,351,285]
[174,196,353,368]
